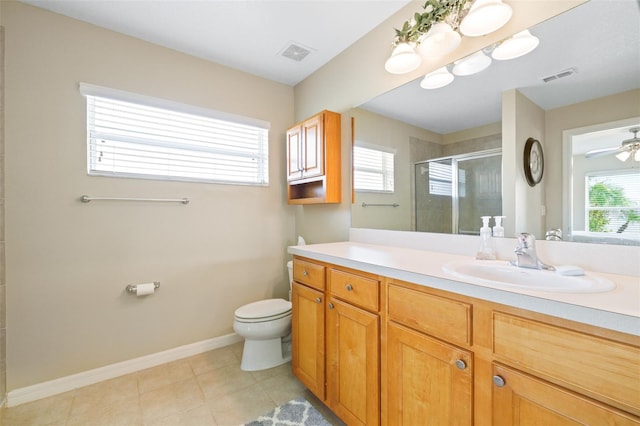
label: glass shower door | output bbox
[456,154,502,234]
[415,158,453,233]
[414,149,502,235]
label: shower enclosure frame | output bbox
[414,148,502,235]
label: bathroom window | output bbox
[585,171,640,236]
[81,83,269,185]
[353,145,395,192]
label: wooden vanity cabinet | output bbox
[384,281,474,425]
[491,364,640,425]
[291,256,640,425]
[326,267,381,426]
[291,259,326,399]
[286,110,341,204]
[291,257,381,425]
[491,311,640,421]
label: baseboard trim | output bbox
[6,333,243,407]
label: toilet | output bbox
[233,261,293,371]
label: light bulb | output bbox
[384,43,422,74]
[616,150,631,162]
[420,67,454,89]
[417,22,461,58]
[492,30,540,60]
[452,51,491,76]
[460,0,512,37]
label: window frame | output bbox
[80,83,270,186]
[353,143,396,193]
[584,169,640,237]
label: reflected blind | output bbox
[82,85,269,185]
[353,146,395,192]
[586,171,640,234]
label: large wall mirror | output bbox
[350,0,639,245]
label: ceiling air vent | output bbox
[279,42,314,62]
[541,67,578,83]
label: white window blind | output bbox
[428,161,453,196]
[353,145,395,192]
[586,171,640,235]
[81,83,269,185]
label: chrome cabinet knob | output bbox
[303,270,308,276]
[315,297,322,303]
[455,359,467,370]
[328,303,335,309]
[492,375,506,387]
[346,284,353,291]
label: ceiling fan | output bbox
[585,127,640,161]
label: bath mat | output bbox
[244,396,331,426]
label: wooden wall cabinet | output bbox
[286,110,341,204]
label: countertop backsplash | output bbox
[349,228,640,278]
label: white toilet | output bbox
[233,261,293,371]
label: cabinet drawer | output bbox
[388,284,472,347]
[329,269,379,312]
[293,258,325,291]
[493,312,640,415]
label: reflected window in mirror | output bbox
[353,145,395,193]
[583,171,640,240]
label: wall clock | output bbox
[524,137,544,187]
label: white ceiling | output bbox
[18,0,640,151]
[19,0,411,86]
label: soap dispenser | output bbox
[476,216,496,260]
[493,216,505,238]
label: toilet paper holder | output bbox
[126,282,160,294]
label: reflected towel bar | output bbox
[80,195,189,204]
[361,202,399,208]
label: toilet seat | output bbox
[234,298,292,323]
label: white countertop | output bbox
[288,241,640,336]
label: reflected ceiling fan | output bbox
[585,127,640,161]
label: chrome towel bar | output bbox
[361,202,399,207]
[80,195,189,204]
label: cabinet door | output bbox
[301,114,324,178]
[287,125,303,181]
[327,298,379,426]
[386,322,473,426]
[492,364,640,425]
[291,282,325,399]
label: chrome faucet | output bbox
[511,233,555,271]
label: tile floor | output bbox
[0,342,344,426]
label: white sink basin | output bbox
[442,260,616,293]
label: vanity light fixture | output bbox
[386,0,539,90]
[417,22,462,59]
[385,0,515,73]
[459,0,513,37]
[491,30,540,60]
[420,66,455,89]
[452,50,492,76]
[384,42,422,74]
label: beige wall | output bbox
[350,108,439,231]
[544,89,640,231]
[3,1,295,390]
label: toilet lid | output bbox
[234,298,292,320]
